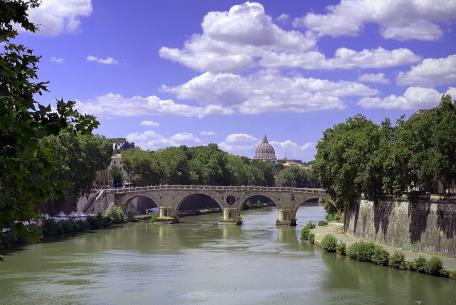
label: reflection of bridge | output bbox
[88,185,332,226]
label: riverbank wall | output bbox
[346,198,456,257]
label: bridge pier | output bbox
[276,208,296,226]
[155,206,179,224]
[219,208,242,225]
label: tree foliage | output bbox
[40,131,112,210]
[314,95,456,216]
[0,1,99,227]
[121,144,277,186]
[275,166,320,188]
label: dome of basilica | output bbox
[254,135,276,161]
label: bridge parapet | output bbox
[98,185,327,195]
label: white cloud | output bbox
[76,93,233,118]
[159,2,420,72]
[397,55,456,87]
[219,133,314,160]
[270,140,315,161]
[126,130,200,151]
[169,132,200,143]
[50,56,64,64]
[358,87,455,110]
[260,47,420,70]
[358,73,389,84]
[86,55,118,65]
[294,0,456,41]
[140,120,159,127]
[200,130,216,137]
[164,70,376,114]
[276,13,289,23]
[27,0,92,36]
[159,2,316,72]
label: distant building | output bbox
[94,153,130,187]
[254,135,276,161]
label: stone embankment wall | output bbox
[347,198,456,257]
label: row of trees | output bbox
[313,95,456,214]
[121,144,319,188]
[0,1,110,227]
[121,144,276,186]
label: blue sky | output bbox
[17,0,456,161]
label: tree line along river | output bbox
[0,206,454,305]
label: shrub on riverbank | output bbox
[103,203,125,224]
[410,256,427,273]
[425,256,443,276]
[321,234,337,252]
[389,251,406,269]
[336,241,346,255]
[318,220,328,226]
[347,241,376,262]
[371,246,390,266]
[300,221,315,240]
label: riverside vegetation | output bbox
[301,224,453,278]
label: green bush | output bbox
[318,220,328,226]
[347,241,376,262]
[301,227,311,240]
[300,221,315,240]
[309,232,315,244]
[410,256,427,273]
[371,245,390,266]
[321,234,337,252]
[425,256,443,276]
[87,215,111,229]
[104,203,125,224]
[336,241,346,255]
[389,251,406,269]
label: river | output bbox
[0,206,454,305]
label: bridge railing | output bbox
[99,185,327,194]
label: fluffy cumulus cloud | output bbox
[75,93,233,118]
[358,73,390,84]
[140,120,159,127]
[86,55,118,65]
[397,55,456,87]
[126,130,200,150]
[358,87,456,110]
[260,47,420,70]
[164,70,377,114]
[159,2,421,72]
[159,2,317,73]
[27,0,92,36]
[219,133,259,153]
[219,133,314,160]
[295,0,456,41]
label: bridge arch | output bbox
[175,193,224,216]
[240,194,277,211]
[121,194,161,214]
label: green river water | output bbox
[0,206,455,305]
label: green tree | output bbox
[313,115,380,223]
[276,166,320,188]
[39,130,112,211]
[110,165,124,188]
[122,149,164,186]
[0,1,99,228]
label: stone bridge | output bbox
[96,185,332,226]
